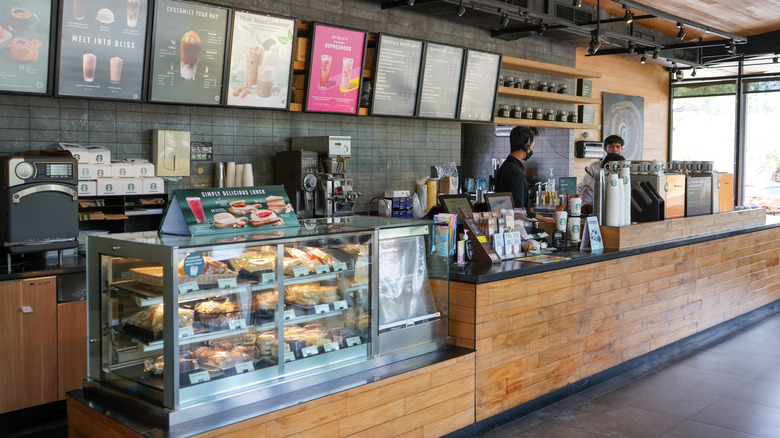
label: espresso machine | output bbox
[289,136,359,218]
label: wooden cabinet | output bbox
[58,300,87,400]
[0,277,58,414]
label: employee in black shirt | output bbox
[495,126,553,223]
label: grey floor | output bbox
[482,312,780,438]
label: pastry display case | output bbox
[84,218,449,431]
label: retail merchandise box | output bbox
[58,143,88,163]
[295,37,308,62]
[78,164,111,180]
[111,162,134,178]
[384,190,411,198]
[439,176,458,195]
[132,161,155,178]
[142,177,165,194]
[85,146,111,164]
[96,178,122,195]
[115,178,143,195]
[77,180,97,196]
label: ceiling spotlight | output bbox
[691,68,697,77]
[627,42,635,55]
[587,31,601,55]
[652,48,659,59]
[573,0,582,7]
[675,69,683,81]
[537,20,546,36]
[727,39,737,54]
[676,22,685,40]
[640,55,646,64]
[500,13,509,28]
[406,0,415,5]
[774,55,779,64]
[624,9,634,24]
[457,5,466,17]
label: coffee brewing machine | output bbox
[277,136,358,218]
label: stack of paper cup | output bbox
[554,211,568,232]
[568,217,582,242]
[235,164,244,187]
[243,163,254,186]
[226,162,236,187]
[619,161,631,225]
[605,172,621,226]
[214,162,225,188]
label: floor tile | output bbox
[728,379,780,410]
[555,400,684,437]
[690,398,780,437]
[635,362,753,397]
[673,349,777,378]
[757,363,780,383]
[507,420,606,438]
[595,381,723,418]
[658,420,763,438]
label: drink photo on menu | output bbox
[148,0,229,105]
[56,0,150,100]
[0,0,53,94]
[225,11,295,109]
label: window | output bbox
[743,80,780,213]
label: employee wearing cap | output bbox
[495,126,553,223]
[577,135,625,214]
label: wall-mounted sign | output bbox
[225,11,295,109]
[458,49,501,122]
[0,0,53,95]
[369,34,423,117]
[56,0,150,100]
[416,42,463,120]
[148,0,229,106]
[304,23,366,115]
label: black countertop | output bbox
[0,252,86,282]
[450,222,780,284]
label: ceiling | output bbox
[364,0,780,73]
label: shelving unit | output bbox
[78,194,168,234]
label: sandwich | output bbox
[265,196,287,213]
[228,200,259,215]
[213,212,247,228]
[249,209,282,227]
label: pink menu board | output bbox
[304,23,366,115]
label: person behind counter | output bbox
[495,126,553,224]
[577,135,626,215]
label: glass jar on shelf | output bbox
[544,109,556,121]
[533,107,544,120]
[522,107,533,119]
[524,79,536,90]
[537,81,548,92]
[514,77,523,88]
[510,106,522,118]
[556,110,567,122]
[547,82,556,93]
[567,111,578,123]
[503,76,513,88]
[558,84,568,94]
[498,104,510,118]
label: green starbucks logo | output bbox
[106,184,113,191]
[610,179,617,187]
[81,168,89,177]
[119,168,126,176]
[128,183,135,191]
[96,154,104,163]
[97,169,104,177]
[80,183,88,192]
[150,183,158,190]
[140,167,148,175]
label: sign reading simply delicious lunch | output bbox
[0,0,52,94]
[304,24,366,115]
[56,0,149,99]
[148,0,228,105]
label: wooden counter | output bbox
[451,225,780,421]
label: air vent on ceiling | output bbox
[554,2,593,24]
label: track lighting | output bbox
[573,0,582,7]
[691,68,696,77]
[774,55,779,64]
[675,69,683,81]
[500,13,509,28]
[537,20,546,36]
[457,4,466,17]
[727,39,736,54]
[623,8,634,24]
[652,48,659,59]
[627,42,634,55]
[676,22,685,40]
[640,55,646,64]
[587,31,601,55]
[406,0,414,5]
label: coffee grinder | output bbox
[290,136,359,217]
[275,150,318,218]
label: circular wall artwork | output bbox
[602,93,644,161]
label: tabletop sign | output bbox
[458,49,501,122]
[234,361,254,374]
[189,370,210,384]
[283,309,296,320]
[323,342,339,352]
[228,319,246,330]
[303,23,366,115]
[333,300,348,310]
[314,304,329,314]
[332,262,347,272]
[314,264,330,274]
[179,326,195,337]
[345,336,361,347]
[218,278,238,289]
[283,351,295,362]
[301,346,319,358]
[580,216,604,252]
[261,273,275,283]
[370,34,423,117]
[559,177,578,196]
[148,0,229,105]
[0,0,53,95]
[293,267,310,278]
[416,43,464,120]
[178,281,199,293]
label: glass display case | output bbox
[84,218,449,430]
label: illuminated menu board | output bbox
[369,34,422,117]
[304,23,366,115]
[225,11,296,109]
[148,0,229,105]
[56,0,150,100]
[458,49,501,122]
[0,0,52,95]
[416,43,464,120]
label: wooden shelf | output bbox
[497,87,599,105]
[493,116,598,130]
[501,56,601,79]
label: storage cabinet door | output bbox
[58,300,87,400]
[0,277,57,413]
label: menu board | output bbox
[304,23,366,115]
[0,0,53,94]
[369,34,422,117]
[56,0,149,100]
[416,43,464,120]
[148,0,229,105]
[458,49,501,122]
[225,11,295,109]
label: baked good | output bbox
[178,256,236,276]
[285,283,339,306]
[6,38,42,63]
[195,300,241,327]
[125,304,194,336]
[251,290,278,311]
[215,341,234,351]
[229,250,275,273]
[193,346,214,363]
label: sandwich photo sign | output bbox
[159,185,299,236]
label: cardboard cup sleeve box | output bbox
[142,177,165,194]
[132,162,155,178]
[85,146,111,164]
[119,178,143,195]
[58,143,89,163]
[112,162,134,178]
[97,178,123,195]
[79,164,112,180]
[77,180,97,196]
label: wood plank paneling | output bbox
[454,227,780,421]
